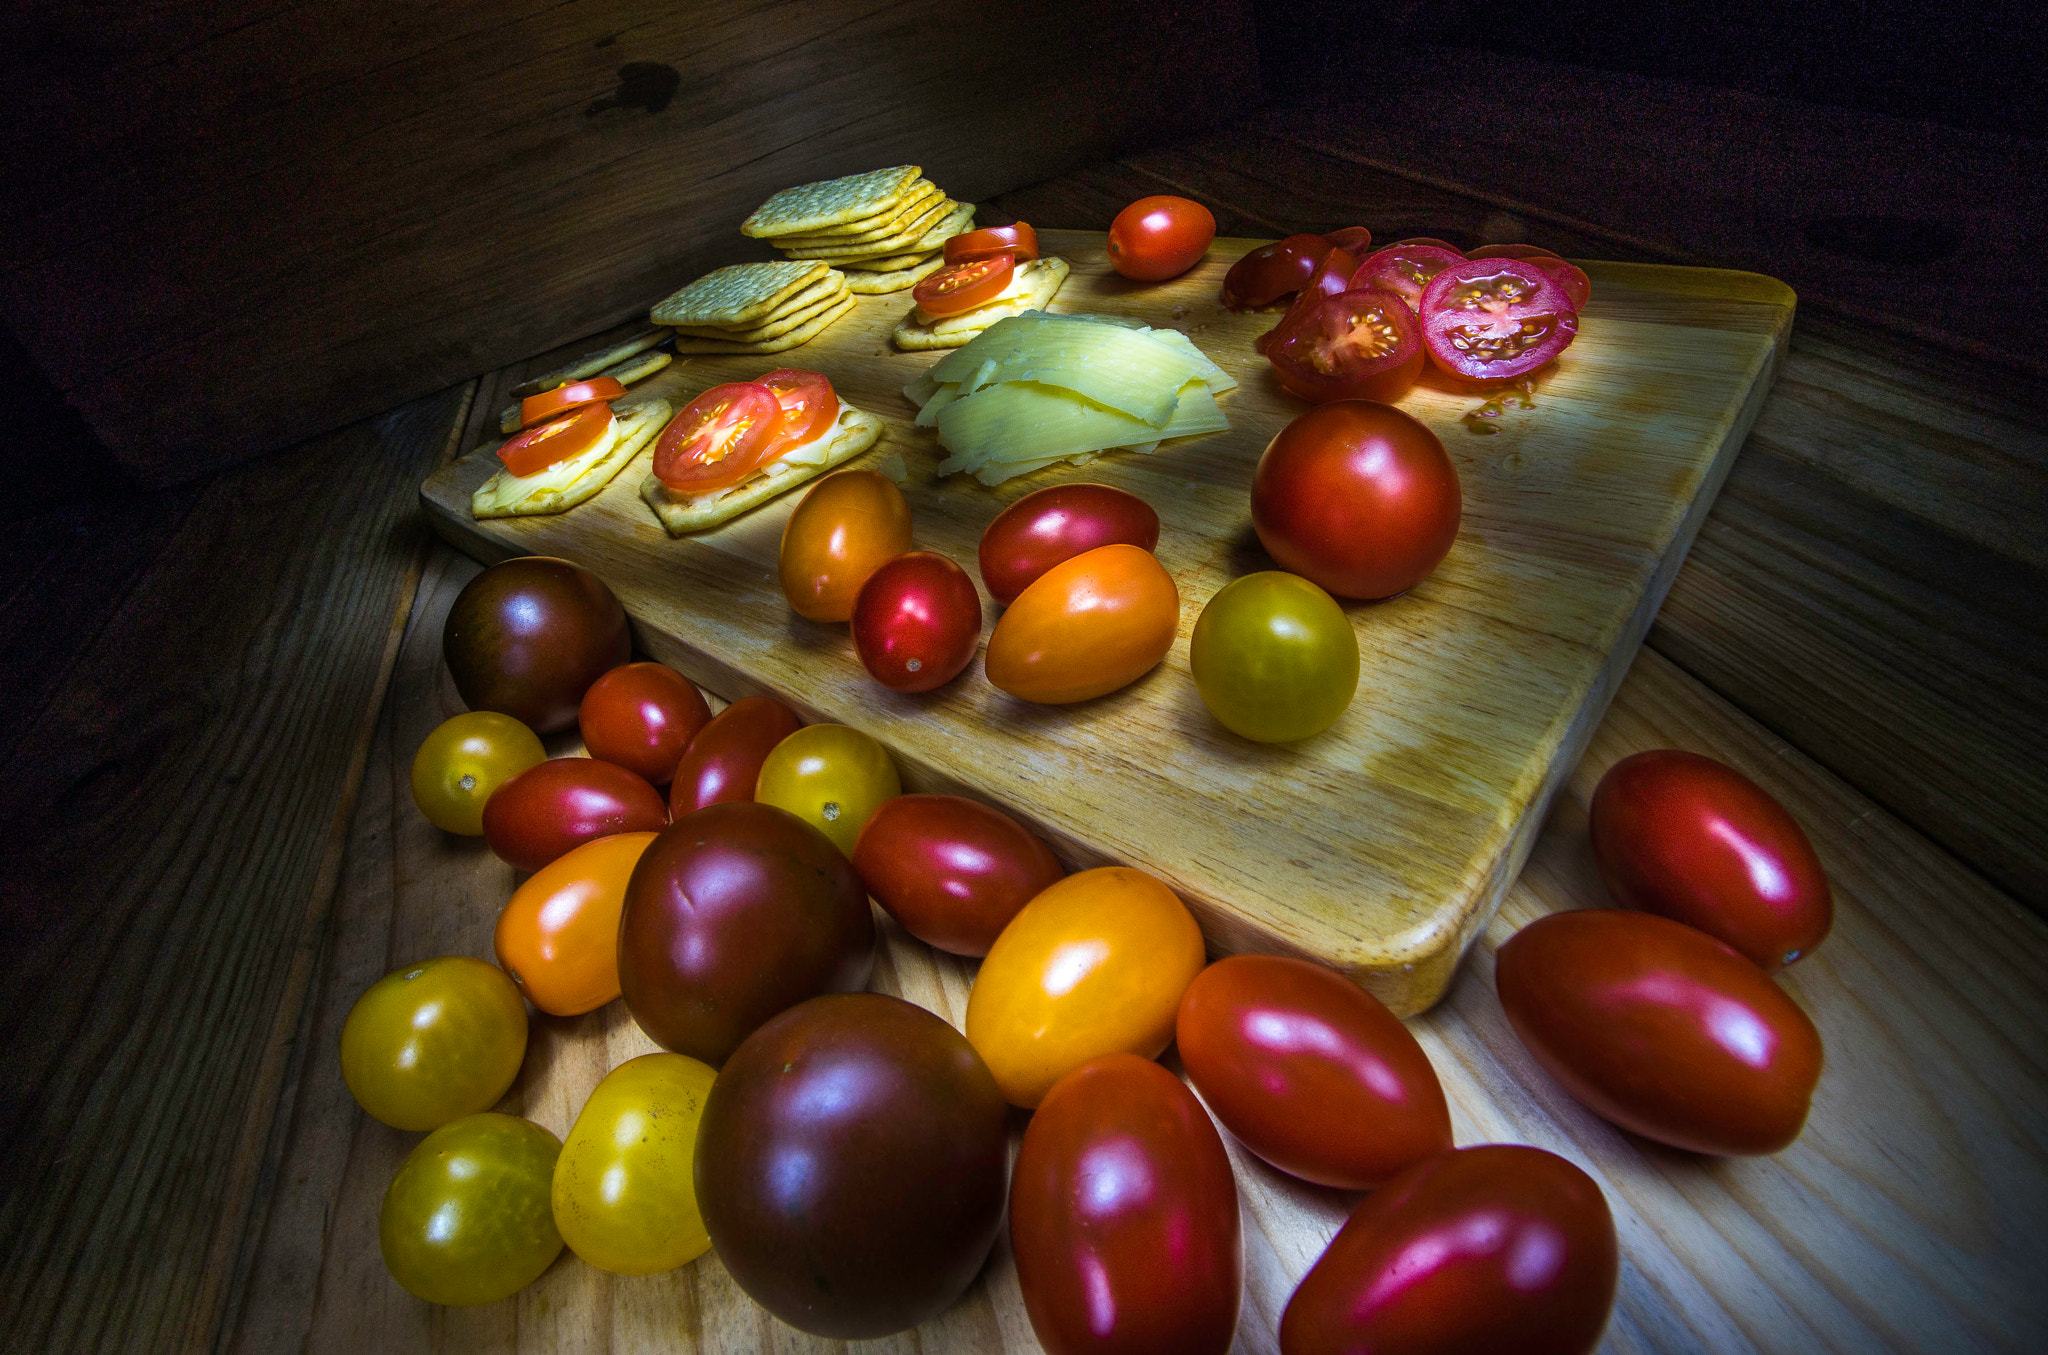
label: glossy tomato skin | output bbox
[753,722,901,855]
[1107,195,1217,281]
[616,801,873,1063]
[577,662,710,785]
[667,695,803,817]
[979,483,1161,605]
[850,551,983,692]
[1190,572,1359,743]
[341,956,528,1131]
[966,866,1207,1107]
[380,1113,563,1307]
[778,469,914,623]
[443,557,630,734]
[481,757,667,874]
[1265,288,1425,405]
[1251,401,1461,599]
[985,544,1179,704]
[1496,909,1824,1154]
[494,831,656,1015]
[1220,233,1334,310]
[1280,1145,1617,1355]
[552,1053,718,1275]
[1176,955,1450,1188]
[409,711,546,835]
[697,993,1009,1339]
[851,794,1064,956]
[1590,750,1832,970]
[1011,1053,1242,1355]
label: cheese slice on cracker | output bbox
[639,401,885,535]
[892,257,1070,351]
[473,398,671,519]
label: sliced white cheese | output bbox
[934,377,1227,476]
[471,413,621,515]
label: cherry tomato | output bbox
[577,661,711,785]
[757,367,838,449]
[1219,233,1334,310]
[1250,401,1461,600]
[965,866,1206,1107]
[1107,195,1216,282]
[517,376,626,430]
[945,222,1039,263]
[1265,287,1425,404]
[1590,750,1832,970]
[651,381,781,493]
[978,483,1160,605]
[409,711,545,835]
[443,556,630,735]
[913,256,1017,317]
[984,544,1179,704]
[380,1113,563,1307]
[1468,243,1562,261]
[1496,909,1825,1154]
[1176,955,1449,1188]
[1419,258,1581,384]
[481,756,667,874]
[1011,1053,1242,1355]
[1322,225,1373,256]
[668,694,804,816]
[493,831,656,1015]
[753,722,901,855]
[618,801,874,1063]
[552,1053,718,1274]
[340,956,528,1132]
[779,469,914,623]
[497,401,613,477]
[1528,255,1593,310]
[1280,1145,1618,1355]
[1350,241,1466,313]
[851,794,1064,956]
[850,551,982,692]
[1189,572,1357,742]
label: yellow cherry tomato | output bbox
[754,723,901,855]
[410,711,546,835]
[779,469,914,622]
[551,1053,719,1274]
[1190,571,1360,742]
[340,956,528,1131]
[381,1112,563,1306]
[494,831,656,1016]
[964,866,1207,1107]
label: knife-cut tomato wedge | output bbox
[498,402,615,478]
[1418,259,1581,384]
[651,381,781,493]
[1266,288,1424,404]
[945,223,1039,264]
[1322,226,1373,256]
[757,368,839,450]
[1221,234,1334,310]
[1351,242,1467,312]
[914,256,1017,318]
[1251,244,1362,355]
[517,376,627,430]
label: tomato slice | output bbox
[757,368,839,451]
[651,382,781,493]
[1386,237,1463,254]
[945,223,1039,264]
[913,256,1017,318]
[1418,259,1581,384]
[1350,242,1466,313]
[1220,234,1334,310]
[1322,226,1373,256]
[1251,245,1362,353]
[1266,288,1425,404]
[1468,243,1561,262]
[1527,256,1592,310]
[498,402,614,478]
[517,376,627,430]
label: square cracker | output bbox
[669,292,855,354]
[845,256,945,294]
[651,261,828,326]
[771,183,940,241]
[905,200,977,251]
[891,257,1070,350]
[671,278,850,343]
[776,199,960,259]
[508,327,671,398]
[498,347,674,434]
[742,166,924,237]
[473,398,672,519]
[843,248,939,272]
[770,193,952,251]
[639,403,886,535]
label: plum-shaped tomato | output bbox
[851,794,1064,956]
[779,469,913,623]
[479,757,667,874]
[984,544,1179,704]
[667,695,803,817]
[978,483,1160,605]
[696,993,1008,1339]
[442,556,630,734]
[577,662,711,786]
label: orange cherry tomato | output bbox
[913,256,1016,318]
[494,831,657,1016]
[984,543,1178,704]
[518,377,627,430]
[945,223,1039,264]
[498,402,613,478]
[651,382,780,493]
[757,368,839,450]
[778,470,913,623]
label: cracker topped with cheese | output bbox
[641,399,884,536]
[473,397,672,519]
[893,256,1070,351]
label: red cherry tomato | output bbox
[978,483,1161,605]
[850,794,1064,956]
[517,376,626,430]
[1496,909,1825,1155]
[1528,255,1593,310]
[481,757,667,873]
[1220,234,1334,310]
[850,551,983,692]
[1280,1145,1617,1355]
[667,696,803,817]
[1011,1054,1242,1355]
[913,256,1017,318]
[1467,243,1561,261]
[651,382,781,493]
[1322,226,1373,256]
[1250,401,1461,599]
[1176,955,1450,1189]
[1418,259,1581,385]
[756,368,838,449]
[497,402,613,478]
[945,222,1039,264]
[1350,242,1466,312]
[1265,288,1425,405]
[577,662,712,786]
[1106,195,1216,281]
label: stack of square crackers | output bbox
[741,165,974,295]
[654,260,855,356]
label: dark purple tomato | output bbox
[696,993,1008,1339]
[1010,1053,1242,1355]
[1590,749,1833,970]
[850,794,1064,956]
[1280,1145,1617,1355]
[1496,909,1824,1155]
[479,757,667,874]
[616,801,872,1063]
[978,484,1161,606]
[577,661,711,786]
[850,551,982,692]
[1176,954,1450,1189]
[443,556,630,734]
[666,695,803,817]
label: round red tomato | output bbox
[578,662,711,785]
[1220,234,1334,310]
[1176,955,1450,1188]
[1280,1145,1617,1355]
[1250,401,1461,599]
[1106,195,1216,281]
[1011,1054,1241,1355]
[978,483,1161,605]
[1418,258,1580,384]
[850,794,1064,956]
[481,757,667,874]
[1350,241,1466,312]
[1266,288,1425,404]
[850,551,982,692]
[984,544,1179,704]
[667,695,803,817]
[1590,750,1832,970]
[442,556,630,735]
[1496,909,1825,1155]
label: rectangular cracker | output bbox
[508,327,671,398]
[770,194,952,251]
[904,200,977,251]
[668,292,855,354]
[842,249,939,272]
[670,278,850,343]
[845,256,945,294]
[498,347,674,434]
[651,260,829,326]
[891,257,1070,351]
[767,183,941,241]
[741,166,924,237]
[639,403,885,534]
[473,398,672,519]
[776,199,961,260]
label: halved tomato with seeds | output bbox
[914,256,1017,317]
[1418,259,1580,384]
[498,402,615,478]
[757,368,839,448]
[1351,242,1466,312]
[1528,256,1593,310]
[650,382,780,493]
[1266,288,1424,404]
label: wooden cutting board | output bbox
[419,232,1794,1015]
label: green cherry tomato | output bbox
[340,957,528,1132]
[754,724,901,855]
[1190,571,1359,742]
[552,1053,719,1274]
[410,711,546,835]
[380,1113,564,1306]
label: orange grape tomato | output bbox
[945,223,1039,264]
[497,402,614,478]
[779,470,914,623]
[984,543,1179,704]
[518,376,627,430]
[757,368,839,450]
[494,831,658,1016]
[913,256,1017,318]
[964,866,1207,1108]
[651,381,780,493]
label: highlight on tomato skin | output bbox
[1106,194,1217,281]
